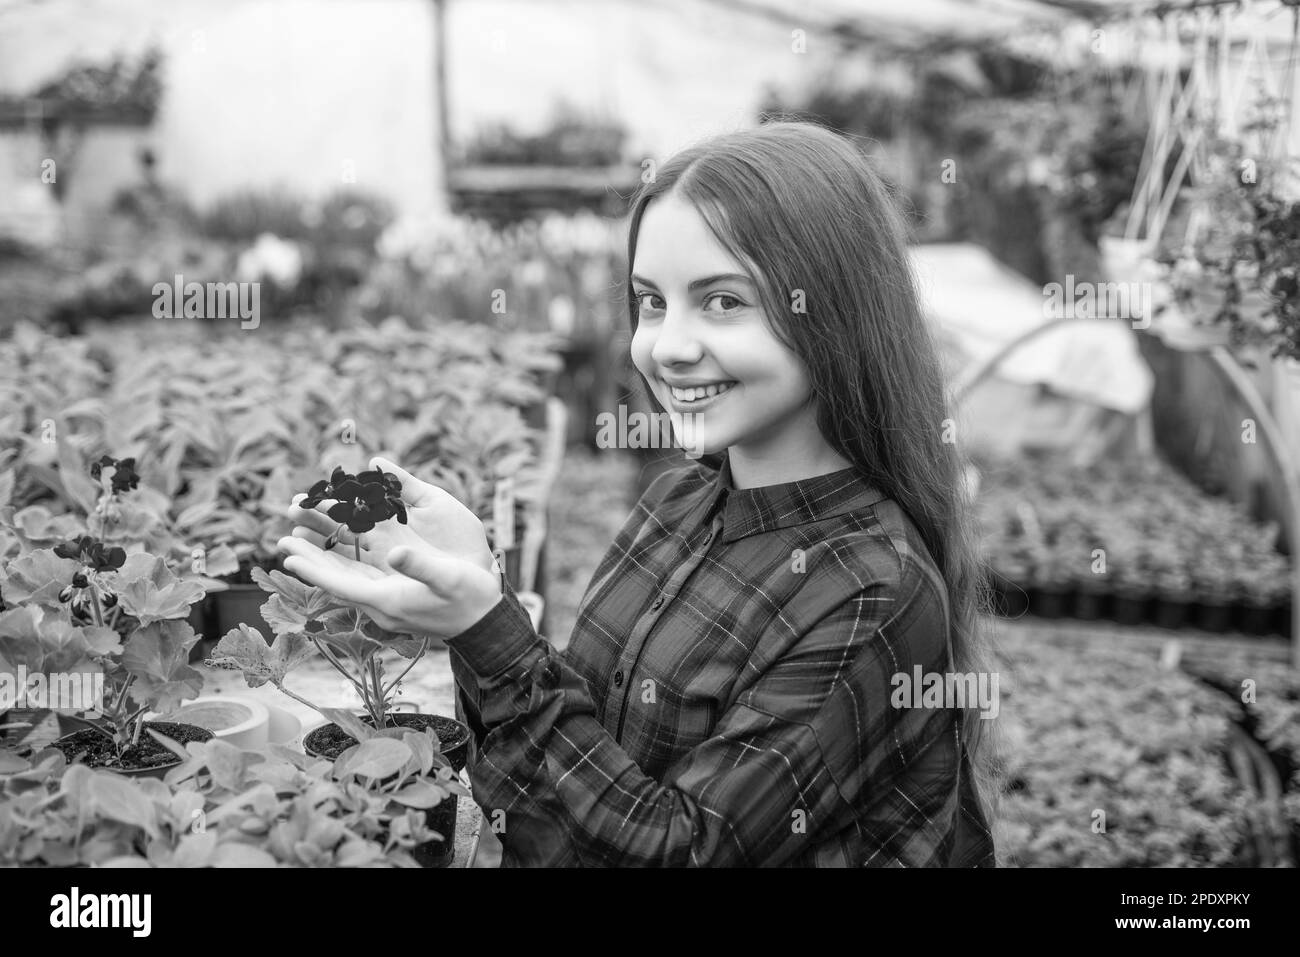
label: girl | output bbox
[279,120,1002,867]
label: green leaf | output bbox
[338,737,411,780]
[87,771,160,839]
[0,550,80,605]
[319,708,374,744]
[252,567,346,636]
[211,842,278,868]
[172,829,217,868]
[389,779,447,809]
[56,435,100,516]
[121,620,203,713]
[110,555,206,625]
[209,624,312,688]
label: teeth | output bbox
[670,382,733,402]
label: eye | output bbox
[703,292,746,313]
[634,291,665,316]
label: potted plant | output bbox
[1189,556,1239,633]
[0,456,215,777]
[1150,565,1193,631]
[209,464,472,867]
[1236,553,1290,636]
[1027,548,1073,619]
[0,734,460,867]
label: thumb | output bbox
[388,544,459,589]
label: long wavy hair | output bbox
[623,119,1005,857]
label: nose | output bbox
[649,307,704,367]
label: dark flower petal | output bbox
[327,502,353,523]
[333,479,363,500]
[306,480,329,497]
[393,502,408,524]
[299,495,324,509]
[329,466,351,487]
[346,515,376,533]
[359,484,386,506]
[103,547,126,570]
[354,469,381,486]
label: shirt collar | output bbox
[700,452,889,544]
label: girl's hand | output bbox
[287,456,496,575]
[277,537,503,639]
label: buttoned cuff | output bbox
[444,575,545,681]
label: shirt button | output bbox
[651,596,665,611]
[613,669,625,687]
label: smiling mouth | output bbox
[667,381,736,403]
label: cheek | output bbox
[630,327,655,377]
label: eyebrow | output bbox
[630,272,754,292]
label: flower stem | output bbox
[311,638,368,698]
[271,679,326,718]
[381,637,428,700]
[87,582,106,628]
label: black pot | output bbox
[1027,585,1071,619]
[50,721,215,779]
[303,713,471,868]
[1071,586,1109,622]
[1277,604,1294,639]
[210,584,275,642]
[1194,598,1234,633]
[186,596,214,662]
[990,580,1029,619]
[1151,596,1189,630]
[1236,600,1277,636]
[1111,593,1150,626]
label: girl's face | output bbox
[630,193,845,483]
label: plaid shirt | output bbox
[448,453,996,867]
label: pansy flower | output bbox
[299,465,408,544]
[53,535,127,571]
[90,455,140,493]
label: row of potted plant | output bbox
[977,452,1294,633]
[0,455,474,867]
[995,625,1268,867]
[0,317,559,633]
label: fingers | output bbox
[369,456,442,508]
[287,494,339,536]
[277,536,384,598]
[388,544,463,592]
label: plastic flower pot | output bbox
[186,596,214,663]
[1027,584,1071,619]
[150,695,301,751]
[1071,583,1109,622]
[50,721,215,779]
[210,583,276,643]
[1151,594,1190,630]
[1110,591,1150,626]
[993,582,1030,619]
[1235,598,1278,637]
[1193,596,1234,633]
[302,713,471,868]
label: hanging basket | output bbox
[1098,237,1157,285]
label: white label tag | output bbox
[493,477,516,550]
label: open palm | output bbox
[286,456,496,576]
[276,535,500,638]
